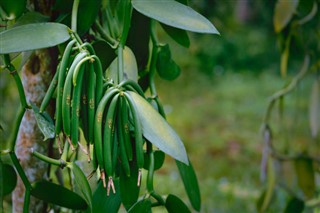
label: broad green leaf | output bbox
[284,197,304,213]
[77,0,101,35]
[92,180,121,213]
[294,157,315,199]
[143,150,165,171]
[126,10,150,70]
[176,159,201,211]
[106,46,138,83]
[161,24,190,48]
[0,0,26,20]
[165,194,191,213]
[31,103,55,141]
[0,163,17,196]
[309,79,319,138]
[67,162,93,211]
[120,160,140,210]
[274,0,299,32]
[13,12,50,27]
[31,180,87,210]
[132,0,219,34]
[156,44,181,81]
[92,40,116,71]
[127,91,188,165]
[0,23,70,54]
[128,199,152,213]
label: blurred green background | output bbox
[1,0,317,212]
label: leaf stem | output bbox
[31,148,66,168]
[71,0,80,32]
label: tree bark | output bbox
[12,49,57,213]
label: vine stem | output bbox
[31,148,66,168]
[9,152,32,190]
[117,44,124,84]
[146,142,154,193]
[149,20,159,97]
[93,21,117,47]
[262,55,310,125]
[23,189,31,213]
[71,0,80,32]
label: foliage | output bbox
[0,0,219,212]
[258,0,320,212]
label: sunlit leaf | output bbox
[143,150,165,171]
[161,23,190,48]
[0,23,70,54]
[295,157,315,199]
[120,160,140,210]
[13,12,50,27]
[284,197,304,213]
[127,91,188,165]
[106,46,138,83]
[274,0,299,32]
[31,180,87,210]
[309,79,319,138]
[67,162,93,211]
[31,103,55,141]
[165,194,191,213]
[92,180,121,213]
[0,163,17,196]
[132,0,219,34]
[0,0,26,20]
[128,198,152,213]
[176,159,201,211]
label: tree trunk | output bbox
[12,49,57,213]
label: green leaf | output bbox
[161,23,190,48]
[77,0,101,35]
[132,0,219,34]
[126,9,150,70]
[0,163,17,196]
[128,199,152,213]
[127,91,188,165]
[143,150,165,171]
[30,180,87,210]
[0,23,70,54]
[284,197,304,213]
[92,180,121,213]
[0,0,26,20]
[309,79,319,138]
[67,162,93,211]
[30,103,55,141]
[120,160,140,210]
[165,194,191,213]
[176,159,201,211]
[106,46,138,83]
[294,157,315,199]
[92,40,116,71]
[156,44,181,81]
[13,12,50,27]
[274,0,299,32]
